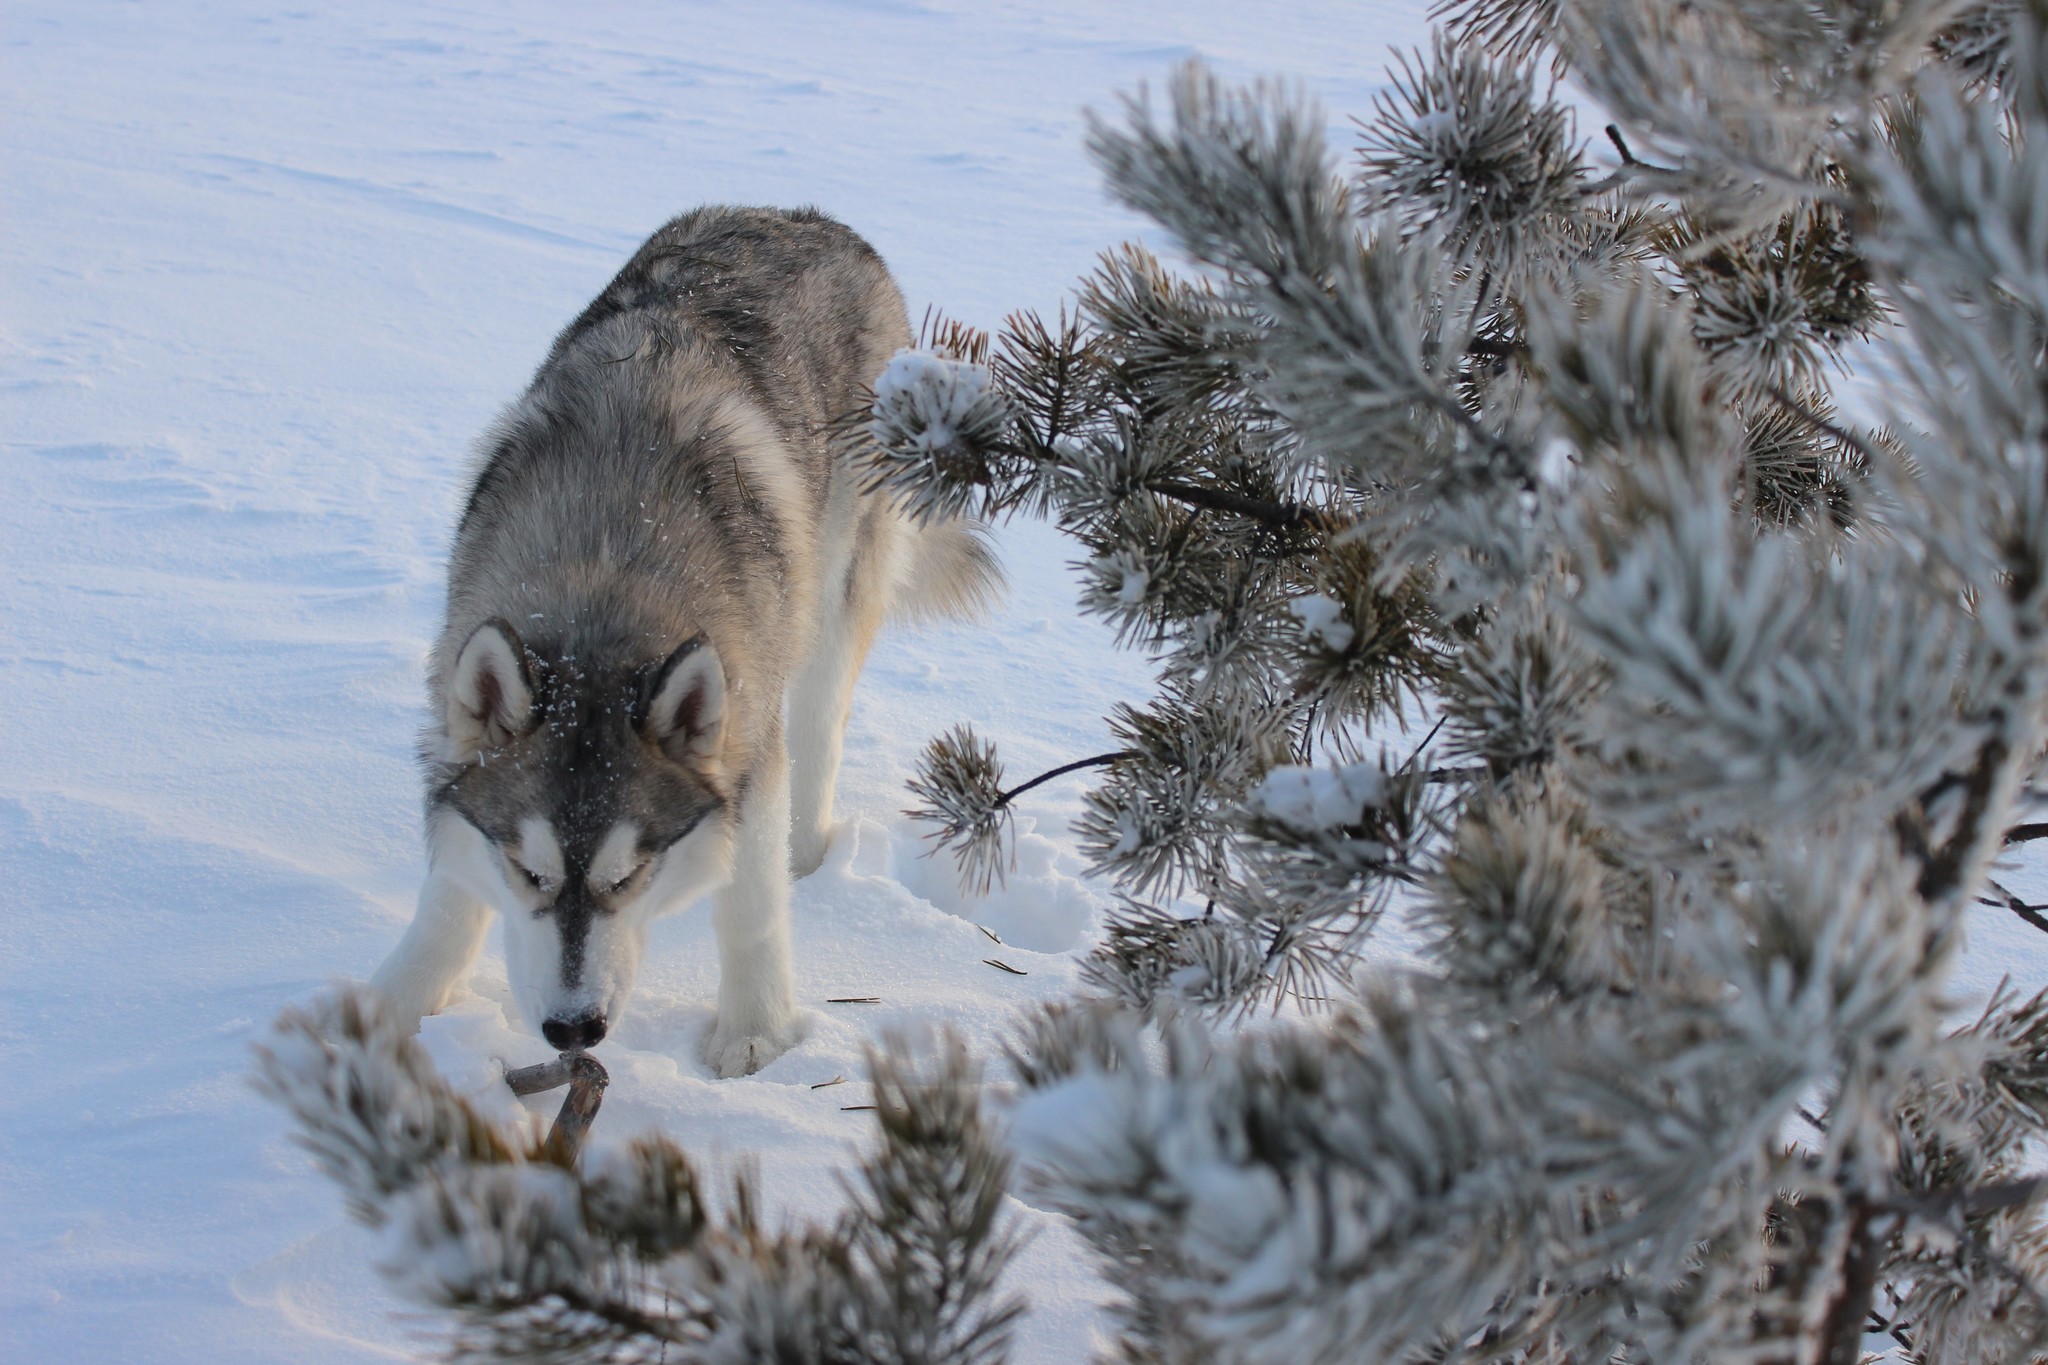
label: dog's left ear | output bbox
[641,636,726,766]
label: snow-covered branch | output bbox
[256,989,1023,1365]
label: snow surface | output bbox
[8,3,2048,1362]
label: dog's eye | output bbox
[515,864,547,890]
[605,863,645,896]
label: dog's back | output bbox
[433,207,943,769]
[547,205,907,460]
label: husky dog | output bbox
[370,206,997,1077]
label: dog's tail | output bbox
[890,515,1005,623]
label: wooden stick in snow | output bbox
[505,1051,610,1164]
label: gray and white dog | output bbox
[370,206,996,1077]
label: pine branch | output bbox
[884,10,2048,1360]
[261,990,1023,1364]
[906,730,1143,892]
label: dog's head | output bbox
[429,618,735,1049]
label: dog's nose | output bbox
[542,1011,607,1051]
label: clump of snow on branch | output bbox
[1286,593,1354,653]
[864,349,1016,523]
[1248,759,1386,834]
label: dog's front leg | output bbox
[704,743,800,1078]
[370,868,492,1029]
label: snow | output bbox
[9,3,2048,1362]
[0,3,1441,1361]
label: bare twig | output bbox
[1603,122,1680,174]
[505,1052,610,1165]
[505,1056,579,1097]
[1978,876,2048,938]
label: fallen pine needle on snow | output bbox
[826,996,882,1004]
[977,924,1002,943]
[810,1075,847,1090]
[982,958,1028,976]
[840,1104,877,1112]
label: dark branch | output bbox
[1400,714,1449,770]
[1865,1305,1919,1358]
[1001,750,1138,805]
[1816,1198,1887,1365]
[1603,122,1680,174]
[1909,735,2011,904]
[1978,877,2048,937]
[1879,1174,2048,1220]
[1143,478,1348,533]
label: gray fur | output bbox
[382,206,999,1068]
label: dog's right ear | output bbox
[447,619,535,760]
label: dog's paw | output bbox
[789,820,842,879]
[702,1030,771,1078]
[702,1021,796,1078]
